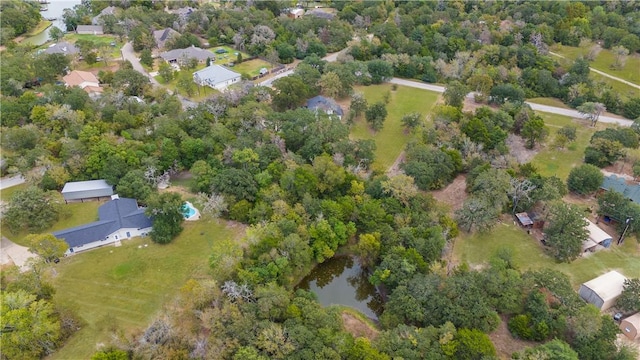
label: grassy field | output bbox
[350,84,441,171]
[530,113,597,181]
[50,219,244,359]
[0,183,27,202]
[453,221,640,288]
[207,45,250,66]
[551,43,640,83]
[26,20,52,37]
[233,58,271,77]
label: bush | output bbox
[508,314,533,339]
[567,164,604,195]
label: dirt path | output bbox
[431,174,468,213]
[386,151,405,177]
[489,315,537,359]
[341,312,379,340]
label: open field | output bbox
[233,58,271,77]
[50,219,244,359]
[0,183,27,202]
[530,113,598,181]
[350,84,440,171]
[551,43,640,84]
[453,220,640,288]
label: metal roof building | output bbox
[582,219,613,252]
[620,312,640,340]
[578,270,628,310]
[61,180,113,202]
[600,174,640,203]
[193,65,241,90]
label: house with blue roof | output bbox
[306,95,344,119]
[600,174,640,203]
[53,196,152,255]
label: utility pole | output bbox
[617,217,633,245]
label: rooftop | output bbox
[193,65,241,85]
[160,46,214,62]
[306,95,344,116]
[601,174,640,203]
[43,41,78,55]
[62,179,111,194]
[63,70,99,87]
[581,270,627,301]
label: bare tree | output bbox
[611,45,629,70]
[196,192,228,219]
[508,178,537,214]
[577,102,606,126]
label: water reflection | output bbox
[297,256,383,320]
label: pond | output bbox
[297,256,383,320]
[25,0,82,46]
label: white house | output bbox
[193,65,241,90]
[53,196,153,255]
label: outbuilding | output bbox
[620,312,640,340]
[582,219,613,253]
[578,270,628,310]
[61,179,113,203]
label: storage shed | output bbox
[578,270,628,310]
[620,312,640,340]
[582,219,613,253]
[61,180,113,203]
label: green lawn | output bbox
[0,183,27,202]
[453,221,640,288]
[155,64,219,101]
[233,58,271,77]
[530,113,597,181]
[26,20,52,37]
[50,219,244,359]
[590,71,639,99]
[207,45,250,66]
[350,84,441,171]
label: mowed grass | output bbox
[51,219,244,360]
[453,221,640,288]
[207,45,249,66]
[233,58,271,77]
[350,84,440,171]
[530,113,597,181]
[551,43,640,84]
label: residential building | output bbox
[600,174,640,203]
[159,45,214,65]
[63,70,103,97]
[42,41,78,55]
[153,28,180,52]
[53,196,153,255]
[193,65,241,90]
[92,6,117,25]
[306,95,344,119]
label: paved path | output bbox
[1,237,37,270]
[388,78,633,127]
[0,174,25,190]
[549,51,640,90]
[122,42,197,109]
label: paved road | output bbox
[0,174,25,190]
[122,42,197,109]
[258,49,346,87]
[549,51,640,90]
[389,78,633,127]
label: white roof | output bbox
[582,219,613,250]
[193,65,240,85]
[62,179,112,193]
[581,271,627,302]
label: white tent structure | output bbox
[582,219,613,253]
[578,270,627,310]
[620,312,640,340]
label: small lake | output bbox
[25,0,82,46]
[297,256,383,320]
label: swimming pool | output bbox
[182,203,196,219]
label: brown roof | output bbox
[63,70,99,87]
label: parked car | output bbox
[215,48,228,54]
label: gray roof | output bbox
[601,174,640,203]
[153,28,180,49]
[160,46,214,62]
[92,6,117,25]
[193,65,241,86]
[43,41,79,55]
[62,180,113,200]
[169,6,194,17]
[76,25,104,33]
[306,95,343,116]
[53,198,152,248]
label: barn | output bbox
[582,219,613,253]
[578,270,628,310]
[61,180,113,203]
[620,312,640,340]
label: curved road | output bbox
[549,51,640,90]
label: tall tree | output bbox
[26,234,68,263]
[4,187,59,233]
[272,76,309,111]
[146,192,184,244]
[617,278,640,314]
[544,202,588,262]
[365,102,387,131]
[443,80,469,108]
[577,102,606,127]
[567,164,604,195]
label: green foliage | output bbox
[146,193,184,244]
[616,278,640,313]
[26,233,68,262]
[566,164,604,195]
[517,339,579,360]
[544,202,588,262]
[140,49,153,68]
[454,328,496,360]
[365,102,388,131]
[4,186,59,233]
[91,348,130,360]
[522,117,549,149]
[443,80,469,108]
[402,143,459,190]
[0,0,41,40]
[584,138,625,168]
[272,76,309,111]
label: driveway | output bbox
[0,174,25,190]
[1,237,37,270]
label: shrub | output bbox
[567,164,604,195]
[508,314,533,340]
